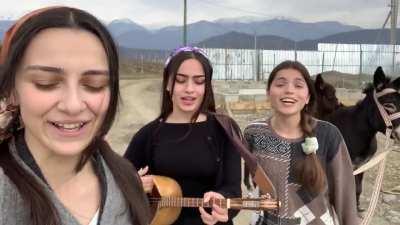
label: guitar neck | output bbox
[151,197,227,208]
[150,197,276,210]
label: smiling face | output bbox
[14,28,110,158]
[168,58,206,118]
[268,68,310,117]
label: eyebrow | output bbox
[24,65,63,74]
[24,65,109,76]
[176,73,205,78]
[275,77,306,83]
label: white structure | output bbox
[204,43,400,80]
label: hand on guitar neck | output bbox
[199,191,228,225]
[138,166,154,193]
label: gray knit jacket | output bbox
[0,138,133,225]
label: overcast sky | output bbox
[0,0,392,29]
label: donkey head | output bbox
[369,66,400,140]
[314,74,341,119]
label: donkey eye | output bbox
[383,103,397,113]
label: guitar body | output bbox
[150,176,182,225]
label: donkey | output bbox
[313,67,400,211]
[314,74,343,120]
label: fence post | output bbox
[224,48,228,80]
[359,44,363,75]
[359,44,363,87]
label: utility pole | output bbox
[183,0,187,46]
[254,30,259,81]
[391,0,398,73]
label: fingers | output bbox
[212,204,228,222]
[138,166,153,193]
[137,166,149,176]
[200,191,229,224]
[140,175,154,193]
[199,207,217,225]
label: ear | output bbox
[8,91,19,106]
[315,74,325,91]
[373,66,386,90]
[392,77,400,90]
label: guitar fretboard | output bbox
[150,197,228,208]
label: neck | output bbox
[24,136,91,189]
[167,111,207,123]
[270,113,303,139]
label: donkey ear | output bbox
[373,66,386,89]
[315,74,325,91]
[392,77,400,90]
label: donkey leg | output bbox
[355,173,365,212]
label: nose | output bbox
[185,80,195,93]
[284,83,295,93]
[57,86,86,115]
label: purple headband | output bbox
[164,46,208,68]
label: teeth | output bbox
[54,122,84,130]
[183,97,195,100]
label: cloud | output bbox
[0,0,391,28]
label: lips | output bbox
[181,96,196,105]
[280,97,297,104]
[49,120,90,137]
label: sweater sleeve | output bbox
[123,122,153,171]
[326,136,361,225]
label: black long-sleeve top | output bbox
[124,114,241,225]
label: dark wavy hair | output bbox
[0,7,150,225]
[267,60,325,194]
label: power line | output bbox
[195,0,272,18]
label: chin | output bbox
[50,141,92,157]
[277,110,301,117]
[180,106,200,114]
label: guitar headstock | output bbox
[229,195,280,211]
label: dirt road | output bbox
[108,78,161,154]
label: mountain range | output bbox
[0,17,393,50]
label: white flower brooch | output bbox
[301,137,319,155]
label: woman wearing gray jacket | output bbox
[0,6,149,225]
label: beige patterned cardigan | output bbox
[244,119,360,225]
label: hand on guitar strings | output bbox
[199,191,229,225]
[138,166,154,193]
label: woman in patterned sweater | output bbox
[244,60,360,225]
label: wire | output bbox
[195,0,271,18]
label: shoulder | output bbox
[131,119,160,139]
[0,166,17,201]
[210,112,240,130]
[314,119,343,139]
[244,119,269,134]
[138,119,160,133]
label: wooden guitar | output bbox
[149,175,279,225]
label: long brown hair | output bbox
[267,60,325,194]
[0,7,149,225]
[160,49,216,122]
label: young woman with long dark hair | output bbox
[244,60,360,225]
[124,46,242,225]
[0,6,149,225]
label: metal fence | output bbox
[204,43,400,80]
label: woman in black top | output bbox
[124,47,241,225]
